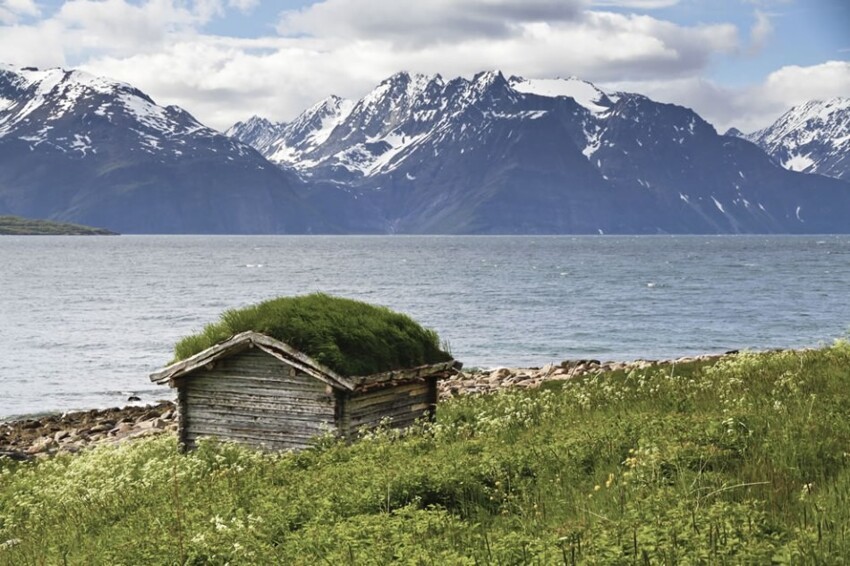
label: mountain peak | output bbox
[472,70,507,87]
[225,115,285,148]
[384,70,412,83]
[742,96,850,179]
[369,71,438,103]
[0,63,148,102]
[241,115,277,129]
[0,63,198,144]
[292,94,354,129]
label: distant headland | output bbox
[0,216,117,236]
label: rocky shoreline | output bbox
[1,352,738,459]
[437,352,732,400]
[0,402,177,461]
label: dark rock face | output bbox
[0,65,330,234]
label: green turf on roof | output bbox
[172,294,453,377]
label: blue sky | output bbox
[1,0,847,131]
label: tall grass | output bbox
[1,342,849,563]
[172,293,452,376]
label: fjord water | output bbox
[1,235,848,419]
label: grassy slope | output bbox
[0,215,116,235]
[1,344,849,564]
[173,294,452,376]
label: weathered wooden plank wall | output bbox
[178,349,335,450]
[339,380,435,437]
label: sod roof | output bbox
[173,294,453,377]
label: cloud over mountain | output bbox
[0,0,845,134]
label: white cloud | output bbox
[0,0,745,130]
[590,0,679,8]
[0,0,40,24]
[0,0,843,135]
[81,37,380,129]
[744,0,792,6]
[603,60,850,133]
[278,0,586,46]
[748,10,773,54]
[54,0,200,56]
[0,0,254,65]
[760,60,850,105]
[0,19,68,67]
[228,0,259,11]
[279,2,739,112]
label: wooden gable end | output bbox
[176,348,336,451]
[337,377,438,438]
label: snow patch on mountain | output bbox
[366,131,428,175]
[68,133,93,155]
[509,76,613,114]
[306,99,354,147]
[784,153,815,172]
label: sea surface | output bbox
[1,235,848,419]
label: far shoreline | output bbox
[0,215,118,236]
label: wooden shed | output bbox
[150,331,460,451]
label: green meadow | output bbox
[1,343,849,564]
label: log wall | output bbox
[177,349,335,451]
[339,377,437,438]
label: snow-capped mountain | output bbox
[224,115,286,156]
[732,98,850,180]
[231,70,850,234]
[0,63,273,170]
[231,72,621,181]
[2,63,848,234]
[0,64,326,233]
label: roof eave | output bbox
[149,331,355,391]
[349,359,462,391]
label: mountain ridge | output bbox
[2,63,848,234]
[230,70,850,234]
[0,63,330,234]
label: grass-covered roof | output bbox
[173,294,453,377]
